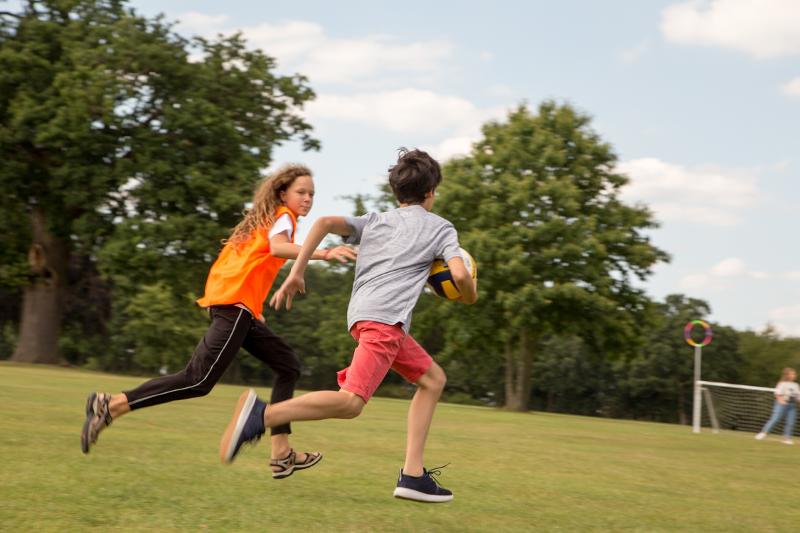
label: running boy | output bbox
[219,149,477,502]
[81,164,356,479]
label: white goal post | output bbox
[695,380,797,436]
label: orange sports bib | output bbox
[197,206,297,319]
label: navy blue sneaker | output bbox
[220,389,267,463]
[393,465,454,503]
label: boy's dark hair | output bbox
[388,148,442,204]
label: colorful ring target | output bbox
[684,320,712,347]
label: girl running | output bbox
[81,164,356,478]
[755,367,799,445]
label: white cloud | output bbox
[176,12,232,35]
[661,0,800,59]
[306,89,504,136]
[768,304,800,336]
[678,258,800,296]
[297,36,452,85]
[174,16,453,86]
[781,77,800,97]
[427,136,476,162]
[307,88,508,160]
[709,257,747,277]
[679,257,771,291]
[237,21,326,63]
[617,157,759,226]
[172,14,513,159]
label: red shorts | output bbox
[337,321,433,402]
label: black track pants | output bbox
[124,305,300,435]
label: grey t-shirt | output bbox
[344,205,461,333]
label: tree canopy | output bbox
[434,102,670,409]
[0,0,318,363]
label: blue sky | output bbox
[40,0,800,334]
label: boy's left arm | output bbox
[269,216,355,310]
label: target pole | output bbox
[692,344,702,434]
[685,320,713,434]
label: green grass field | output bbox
[1,362,797,532]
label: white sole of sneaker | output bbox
[220,389,257,463]
[393,487,454,503]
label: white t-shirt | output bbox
[268,213,294,241]
[775,381,800,401]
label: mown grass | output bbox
[0,362,797,532]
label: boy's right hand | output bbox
[269,273,306,311]
[446,256,478,305]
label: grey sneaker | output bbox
[81,392,112,454]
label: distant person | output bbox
[755,367,798,445]
[81,164,356,479]
[219,148,478,503]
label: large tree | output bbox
[435,102,669,410]
[0,0,317,363]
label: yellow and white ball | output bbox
[427,248,477,300]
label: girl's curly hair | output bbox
[225,164,312,246]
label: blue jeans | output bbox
[761,400,797,437]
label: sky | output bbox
[32,0,800,335]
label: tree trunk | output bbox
[11,207,68,364]
[504,330,533,411]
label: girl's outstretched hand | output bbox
[270,273,306,311]
[325,245,357,264]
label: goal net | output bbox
[698,380,799,436]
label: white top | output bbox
[775,381,800,401]
[268,213,294,241]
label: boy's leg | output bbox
[220,388,365,463]
[221,321,400,463]
[258,316,376,425]
[403,361,446,476]
[390,334,453,502]
[264,320,406,427]
[388,334,446,476]
[265,389,366,427]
